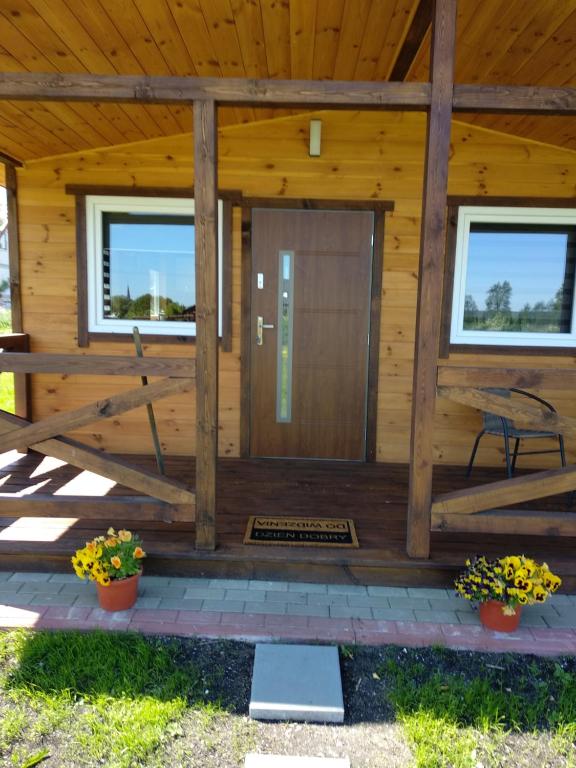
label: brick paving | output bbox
[0,572,575,655]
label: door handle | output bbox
[256,316,275,345]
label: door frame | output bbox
[239,197,394,462]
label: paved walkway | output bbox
[1,571,575,656]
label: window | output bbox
[86,195,223,336]
[450,207,576,348]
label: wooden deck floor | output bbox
[0,451,575,587]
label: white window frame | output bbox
[86,195,223,336]
[451,206,576,348]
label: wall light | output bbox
[309,119,322,157]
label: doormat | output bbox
[244,516,359,548]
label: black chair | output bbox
[466,387,567,478]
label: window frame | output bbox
[444,203,576,354]
[70,186,236,349]
[85,194,223,338]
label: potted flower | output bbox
[455,554,561,632]
[71,527,146,612]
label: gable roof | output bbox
[0,0,574,161]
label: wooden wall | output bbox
[16,110,576,467]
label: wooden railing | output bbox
[0,351,196,523]
[432,366,576,538]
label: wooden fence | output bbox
[433,366,576,538]
[0,343,196,524]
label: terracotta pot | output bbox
[479,600,522,632]
[96,572,140,612]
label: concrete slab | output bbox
[249,643,344,723]
[245,756,350,768]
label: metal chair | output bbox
[466,387,567,478]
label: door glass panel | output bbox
[276,250,294,422]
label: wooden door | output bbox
[249,208,374,460]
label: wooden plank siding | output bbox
[14,109,576,467]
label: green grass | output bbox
[0,371,15,413]
[2,632,575,767]
[380,650,576,768]
[0,310,15,413]
[0,630,208,768]
[0,308,11,333]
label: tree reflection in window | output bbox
[463,224,576,334]
[102,212,195,324]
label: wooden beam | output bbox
[0,72,432,109]
[0,352,196,377]
[407,0,457,560]
[0,409,195,506]
[75,193,89,347]
[194,99,218,551]
[1,376,193,453]
[4,165,22,335]
[432,465,576,516]
[0,72,575,116]
[453,85,576,115]
[4,164,29,419]
[0,152,23,167]
[220,199,233,353]
[432,509,576,537]
[389,0,433,81]
[240,198,395,211]
[0,494,193,523]
[0,333,28,352]
[438,386,576,439]
[447,196,576,209]
[65,185,242,202]
[438,366,576,390]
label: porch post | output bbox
[407,0,457,558]
[194,99,218,550]
[4,161,30,420]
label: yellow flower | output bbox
[516,592,529,605]
[118,529,132,542]
[107,527,116,536]
[110,555,122,569]
[532,585,547,603]
[104,537,118,548]
[543,572,562,592]
[514,576,532,592]
[133,546,145,559]
[85,541,103,559]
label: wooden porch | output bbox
[1,0,576,583]
[1,452,575,589]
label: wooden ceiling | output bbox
[0,0,574,162]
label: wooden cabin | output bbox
[0,0,575,587]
